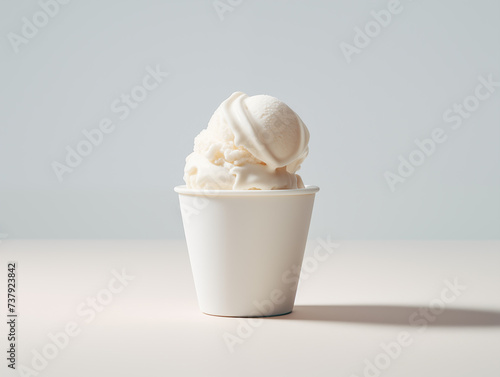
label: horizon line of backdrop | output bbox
[0,0,499,239]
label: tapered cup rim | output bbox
[174,185,319,197]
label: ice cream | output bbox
[183,92,309,190]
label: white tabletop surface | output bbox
[1,240,499,377]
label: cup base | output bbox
[202,310,293,318]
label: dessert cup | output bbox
[175,185,319,317]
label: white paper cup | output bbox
[174,185,319,317]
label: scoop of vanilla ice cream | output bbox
[183,92,309,190]
[240,94,309,172]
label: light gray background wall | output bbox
[1,0,499,239]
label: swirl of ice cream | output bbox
[183,92,309,190]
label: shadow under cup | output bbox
[175,185,319,317]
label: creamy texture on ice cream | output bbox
[184,92,309,190]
